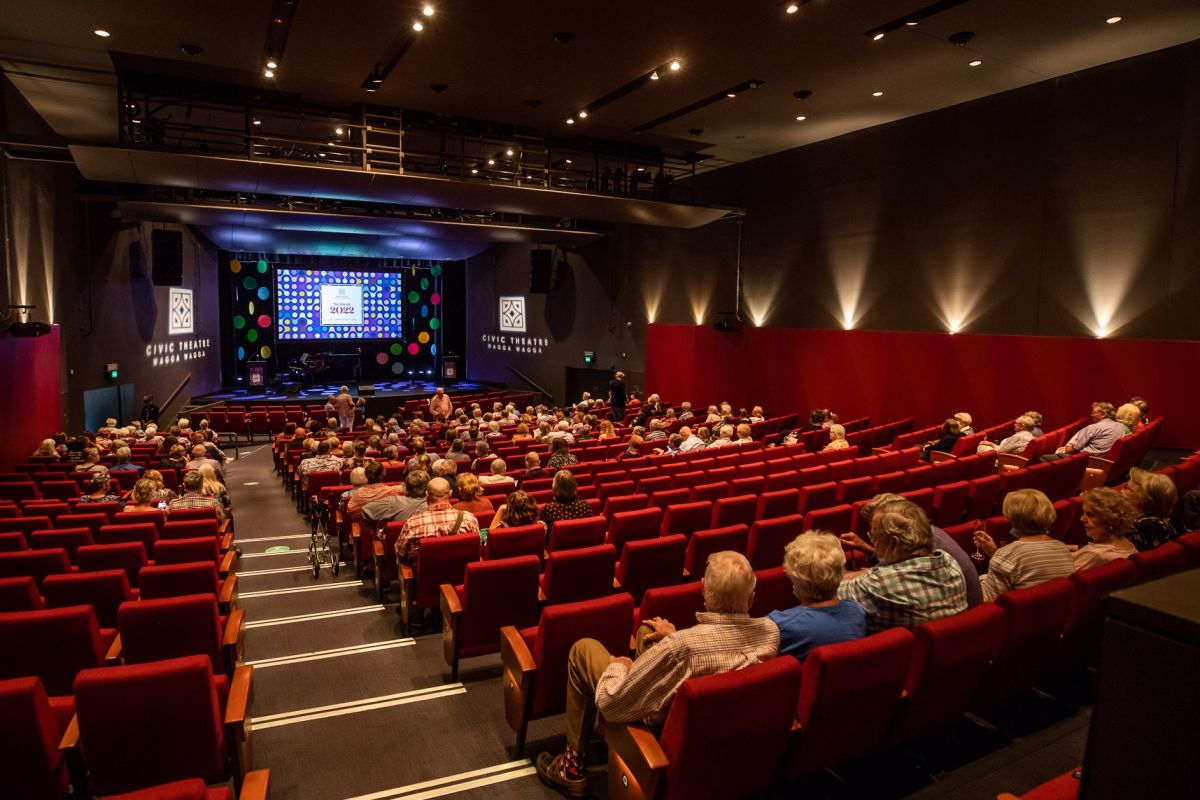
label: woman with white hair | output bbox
[769,532,866,659]
[821,424,849,451]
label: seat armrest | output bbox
[606,721,670,800]
[239,769,270,800]
[220,533,234,552]
[219,574,239,613]
[995,453,1029,471]
[224,664,254,784]
[929,450,957,463]
[105,633,122,665]
[500,624,538,751]
[500,625,536,676]
[440,584,463,676]
[222,608,247,675]
[59,714,79,752]
[219,549,236,577]
[59,714,89,793]
[1086,455,1114,470]
[537,586,547,604]
[218,518,231,535]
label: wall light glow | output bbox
[826,236,874,331]
[1064,204,1160,338]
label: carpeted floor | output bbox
[227,446,1093,800]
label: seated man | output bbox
[643,418,668,441]
[363,469,430,528]
[168,470,226,522]
[705,424,736,448]
[107,446,144,475]
[478,458,516,487]
[516,452,546,488]
[770,532,865,659]
[186,444,225,481]
[346,461,400,522]
[430,458,461,499]
[1041,402,1126,461]
[536,551,778,796]
[978,415,1036,455]
[837,498,967,633]
[393,477,479,564]
[298,439,344,489]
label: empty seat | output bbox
[965,475,1003,520]
[56,514,107,537]
[0,515,53,538]
[162,519,220,540]
[749,566,799,618]
[76,543,148,586]
[0,575,44,612]
[635,581,707,635]
[96,522,158,553]
[1046,559,1138,680]
[397,533,481,635]
[615,534,687,604]
[602,493,650,520]
[441,555,541,680]
[42,570,134,629]
[546,516,607,552]
[485,524,545,562]
[607,508,663,557]
[690,482,729,504]
[837,475,876,505]
[684,525,749,576]
[932,481,970,527]
[0,605,109,696]
[138,562,238,613]
[540,545,617,606]
[1129,542,1190,584]
[796,482,837,516]
[747,515,805,570]
[659,501,713,540]
[117,593,244,678]
[802,504,853,535]
[29,528,94,562]
[711,494,757,529]
[0,676,71,800]
[0,548,72,589]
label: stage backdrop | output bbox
[646,325,1200,449]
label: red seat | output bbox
[162,519,219,540]
[648,488,690,508]
[0,676,71,800]
[932,481,970,527]
[971,578,1074,715]
[138,562,237,614]
[540,544,617,605]
[607,508,663,557]
[905,464,936,490]
[546,516,607,552]
[710,494,757,529]
[597,481,636,502]
[75,543,148,587]
[398,533,480,635]
[634,581,707,634]
[56,514,107,537]
[0,481,40,502]
[485,524,545,562]
[117,594,243,677]
[0,530,28,551]
[965,474,1003,520]
[802,504,853,535]
[873,470,908,495]
[746,515,804,570]
[615,534,686,604]
[765,470,799,492]
[606,658,803,800]
[0,605,109,696]
[96,522,158,553]
[684,525,749,576]
[167,507,219,523]
[659,501,713,539]
[690,482,729,503]
[900,487,936,519]
[729,475,765,496]
[784,628,915,781]
[0,548,72,589]
[38,481,80,501]
[756,489,800,521]
[0,515,53,539]
[796,482,837,516]
[888,603,1005,745]
[29,528,94,562]
[68,655,252,796]
[837,475,876,505]
[749,566,799,617]
[441,555,541,680]
[1129,542,1190,584]
[70,502,121,522]
[502,593,634,756]
[602,493,650,520]
[0,575,44,612]
[1046,559,1138,680]
[42,570,134,629]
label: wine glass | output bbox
[971,519,987,562]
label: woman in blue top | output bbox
[769,531,866,659]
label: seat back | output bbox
[796,481,837,516]
[138,562,221,601]
[659,502,713,539]
[0,575,44,612]
[756,489,800,522]
[546,516,606,552]
[932,481,970,527]
[0,676,67,800]
[530,593,634,718]
[802,504,853,535]
[0,515,53,537]
[167,507,218,523]
[57,513,108,536]
[96,522,158,552]
[118,594,223,672]
[0,606,106,695]
[485,524,545,562]
[616,534,686,604]
[541,544,617,605]
[966,474,1003,520]
[457,556,541,655]
[634,581,706,633]
[0,548,71,588]
[711,494,757,529]
[73,655,226,794]
[654,658,803,800]
[786,627,915,780]
[29,528,94,562]
[684,525,749,575]
[607,507,663,557]
[414,533,481,609]
[76,542,149,586]
[162,519,219,540]
[601,493,649,520]
[889,603,1005,744]
[749,566,800,617]
[42,570,133,629]
[1129,542,1190,584]
[837,475,876,505]
[1052,559,1139,677]
[746,515,804,570]
[153,537,220,566]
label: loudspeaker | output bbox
[151,229,184,286]
[359,385,376,397]
[530,249,553,294]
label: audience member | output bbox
[677,426,704,452]
[363,469,430,528]
[74,447,108,475]
[517,452,546,487]
[541,470,593,530]
[1114,403,1143,433]
[394,477,479,563]
[596,420,617,441]
[607,371,627,423]
[429,387,453,418]
[1025,411,1044,437]
[169,471,225,521]
[1042,402,1125,461]
[1124,468,1179,551]
[822,424,849,452]
[922,418,963,460]
[431,459,461,499]
[978,415,1037,455]
[120,478,165,516]
[493,490,545,533]
[954,412,975,436]
[770,532,866,659]
[706,425,735,449]
[479,458,516,487]
[78,472,124,506]
[973,489,1074,601]
[454,473,494,516]
[142,469,177,504]
[32,438,59,459]
[186,445,225,481]
[197,463,231,516]
[1071,487,1137,570]
[298,439,343,488]
[547,437,579,469]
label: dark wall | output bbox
[635,40,1200,341]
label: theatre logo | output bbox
[481,334,549,355]
[499,296,525,332]
[168,288,193,335]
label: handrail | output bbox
[158,373,191,424]
[505,364,553,406]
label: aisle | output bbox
[226,447,574,800]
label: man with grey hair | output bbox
[978,415,1037,455]
[705,424,736,448]
[1042,401,1125,461]
[769,532,866,660]
[393,477,479,563]
[677,425,705,452]
[362,469,430,528]
[108,446,144,475]
[168,470,226,521]
[644,417,668,442]
[185,444,224,481]
[517,451,547,488]
[837,498,967,633]
[430,458,460,499]
[536,551,778,796]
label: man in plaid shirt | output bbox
[837,499,967,634]
[394,477,478,563]
[536,551,779,796]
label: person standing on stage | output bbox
[332,385,361,431]
[429,387,453,419]
[608,371,627,424]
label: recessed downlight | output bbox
[786,3,799,13]
[94,29,111,38]
[1106,16,1122,24]
[795,115,807,121]
[565,117,575,125]
[412,20,424,31]
[873,32,885,41]
[334,126,344,135]
[266,59,278,69]
[669,59,681,71]
[578,110,588,118]
[505,148,514,156]
[264,69,275,78]
[872,91,883,97]
[422,4,435,16]
[968,59,983,67]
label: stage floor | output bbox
[192,379,498,405]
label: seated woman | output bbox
[922,418,963,460]
[1071,488,1137,570]
[821,424,849,452]
[1124,468,1179,551]
[141,469,177,504]
[32,438,60,460]
[454,473,495,516]
[954,412,974,436]
[511,422,534,442]
[120,478,167,516]
[79,473,124,506]
[973,489,1074,601]
[492,489,545,534]
[197,463,231,517]
[617,434,644,460]
[769,532,866,659]
[596,419,617,441]
[160,444,188,471]
[1114,402,1143,434]
[540,470,593,530]
[547,436,578,469]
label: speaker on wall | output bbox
[151,229,184,286]
[530,249,553,294]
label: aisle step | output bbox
[248,638,415,669]
[251,683,466,730]
[342,760,537,800]
[245,604,393,629]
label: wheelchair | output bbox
[307,493,341,579]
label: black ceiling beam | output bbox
[577,59,684,117]
[632,79,765,135]
[262,0,300,69]
[863,0,973,38]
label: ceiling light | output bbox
[795,115,807,121]
[905,21,918,27]
[412,20,424,31]
[969,59,982,67]
[264,69,275,78]
[252,118,261,126]
[650,70,660,80]
[578,110,588,118]
[873,32,885,41]
[565,158,573,164]
[94,29,110,38]
[727,92,737,98]
[423,4,435,16]
[669,60,681,71]
[487,158,495,165]
[266,59,278,69]
[565,117,575,125]
[872,91,883,97]
[505,148,514,156]
[786,3,799,13]
[470,168,478,174]
[1106,16,1122,24]
[335,126,344,135]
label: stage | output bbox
[189,379,515,419]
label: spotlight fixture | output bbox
[650,70,660,80]
[795,115,807,121]
[1106,16,1122,24]
[727,92,737,98]
[565,117,575,125]
[266,58,278,69]
[264,68,275,78]
[578,110,588,118]
[334,126,344,135]
[423,4,435,16]
[94,29,110,37]
[873,32,885,41]
[872,91,883,97]
[252,117,262,126]
[470,167,478,174]
[412,20,424,31]
[793,89,812,100]
[505,148,515,156]
[948,31,975,46]
[565,158,573,164]
[669,59,681,71]
[786,3,799,13]
[968,59,982,67]
[906,21,918,27]
[362,66,384,92]
[180,43,204,57]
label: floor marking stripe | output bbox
[237,533,311,543]
[237,565,319,577]
[239,581,363,598]
[252,684,465,730]
[247,638,415,668]
[239,549,309,559]
[343,761,535,800]
[245,604,387,628]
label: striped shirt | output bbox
[596,612,779,726]
[979,538,1075,602]
[837,552,968,634]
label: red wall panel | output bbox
[646,324,1199,449]
[0,325,62,467]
